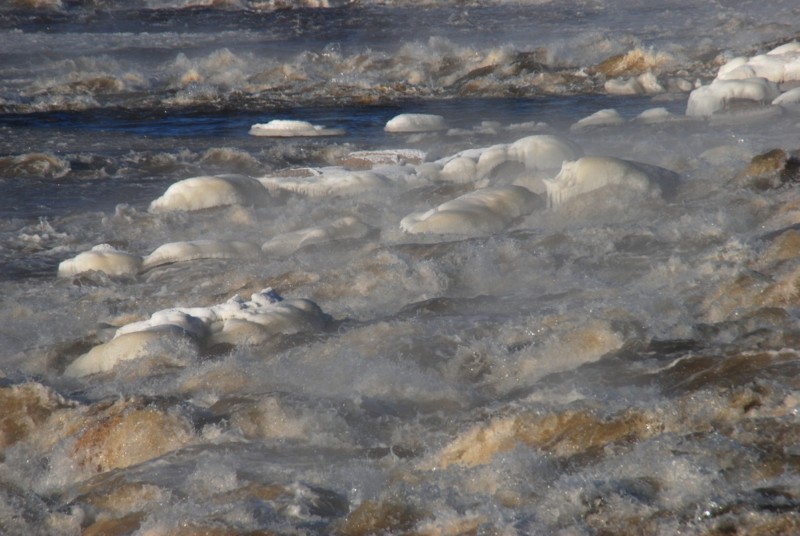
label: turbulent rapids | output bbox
[2,1,800,535]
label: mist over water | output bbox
[2,1,800,535]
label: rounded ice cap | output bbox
[438,156,478,184]
[686,78,780,117]
[384,113,447,133]
[570,109,625,131]
[258,167,391,197]
[143,240,260,270]
[400,186,542,235]
[507,134,583,171]
[64,288,330,377]
[149,174,271,212]
[57,244,143,277]
[544,156,679,207]
[261,216,371,256]
[63,328,196,378]
[249,119,344,137]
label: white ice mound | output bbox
[64,328,197,378]
[261,216,371,256]
[384,113,447,133]
[248,119,344,137]
[507,135,583,171]
[717,43,800,83]
[400,186,541,235]
[686,78,780,117]
[259,167,391,197]
[149,174,270,212]
[142,239,261,270]
[57,244,143,277]
[438,156,478,183]
[544,156,679,207]
[570,109,625,131]
[435,136,582,185]
[633,107,683,124]
[773,87,800,107]
[604,72,664,95]
[65,288,329,377]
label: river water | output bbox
[2,1,800,534]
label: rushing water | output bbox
[2,1,800,535]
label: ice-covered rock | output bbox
[570,109,626,131]
[544,156,679,207]
[149,174,271,212]
[773,87,800,107]
[261,216,371,256]
[384,113,447,133]
[507,134,583,171]
[604,72,664,96]
[259,167,392,196]
[248,119,344,137]
[57,244,143,277]
[65,289,330,377]
[717,43,800,84]
[400,186,542,235]
[686,78,781,117]
[632,107,683,124]
[142,240,261,270]
[438,156,478,183]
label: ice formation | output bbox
[149,174,271,212]
[773,87,800,107]
[633,107,684,124]
[65,289,330,377]
[506,134,583,171]
[686,43,800,117]
[432,135,582,187]
[57,244,143,277]
[261,216,371,256]
[384,113,447,133]
[142,240,261,269]
[570,108,626,131]
[438,156,478,183]
[248,119,344,137]
[716,43,800,83]
[400,186,541,235]
[544,156,678,207]
[259,167,392,196]
[604,71,664,95]
[686,78,780,117]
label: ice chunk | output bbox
[773,87,800,106]
[384,113,447,133]
[259,167,391,196]
[717,44,800,83]
[149,174,271,212]
[475,144,511,178]
[64,328,199,378]
[686,78,780,116]
[143,239,260,270]
[57,244,143,277]
[400,186,542,235]
[248,119,344,137]
[633,107,682,124]
[570,108,625,131]
[438,156,477,183]
[261,216,371,256]
[64,289,330,377]
[507,134,583,171]
[544,156,679,207]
